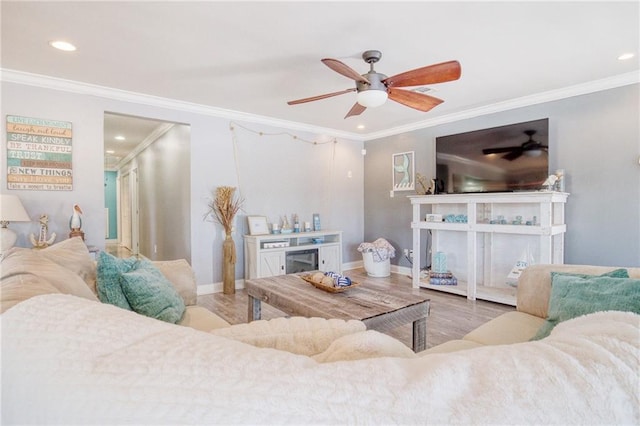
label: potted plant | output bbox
[205,186,243,294]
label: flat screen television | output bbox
[435,118,549,193]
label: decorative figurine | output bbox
[429,178,444,195]
[69,204,85,240]
[29,214,56,248]
[415,173,429,195]
[293,214,300,233]
[554,169,565,192]
[281,215,292,234]
[541,174,559,191]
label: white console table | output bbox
[244,230,342,279]
[410,192,568,306]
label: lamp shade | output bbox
[357,89,388,108]
[0,194,30,222]
[1,194,30,253]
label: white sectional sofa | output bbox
[1,238,638,424]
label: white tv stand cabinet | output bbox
[244,230,342,279]
[410,192,568,306]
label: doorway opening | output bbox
[103,112,191,261]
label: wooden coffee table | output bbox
[245,273,431,352]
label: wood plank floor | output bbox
[197,268,515,350]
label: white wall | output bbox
[2,84,105,250]
[230,122,364,264]
[1,81,364,286]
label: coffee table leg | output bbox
[412,317,427,352]
[248,294,262,322]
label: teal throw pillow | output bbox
[551,268,629,281]
[96,251,138,310]
[532,270,639,340]
[119,259,186,324]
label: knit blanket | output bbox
[1,294,638,425]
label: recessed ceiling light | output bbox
[49,40,77,52]
[114,135,126,141]
[618,53,635,61]
[357,124,365,130]
[106,150,115,154]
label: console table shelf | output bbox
[244,230,342,279]
[410,192,568,306]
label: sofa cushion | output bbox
[96,251,138,310]
[1,272,62,313]
[119,259,185,324]
[312,330,416,362]
[178,305,230,331]
[517,264,635,318]
[420,339,484,355]
[152,259,197,306]
[1,248,98,310]
[532,273,640,340]
[211,317,366,356]
[40,237,97,295]
[463,311,546,345]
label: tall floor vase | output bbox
[222,233,236,294]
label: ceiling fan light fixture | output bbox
[287,50,461,118]
[524,149,543,157]
[357,89,388,108]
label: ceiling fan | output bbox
[287,50,461,119]
[482,130,548,161]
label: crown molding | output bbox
[2,68,638,143]
[363,71,640,141]
[116,122,175,170]
[0,69,364,141]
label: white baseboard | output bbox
[197,279,245,295]
[342,260,364,271]
[391,264,412,277]
[345,260,411,277]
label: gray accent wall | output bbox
[364,84,640,268]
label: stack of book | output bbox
[429,271,458,286]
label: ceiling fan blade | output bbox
[387,88,444,112]
[482,146,522,155]
[383,60,462,88]
[321,58,370,84]
[502,149,524,161]
[344,103,366,119]
[287,88,355,105]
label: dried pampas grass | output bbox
[206,186,243,235]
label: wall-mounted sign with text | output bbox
[6,115,73,191]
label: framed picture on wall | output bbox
[247,215,269,235]
[392,151,415,191]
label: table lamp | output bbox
[1,194,31,252]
